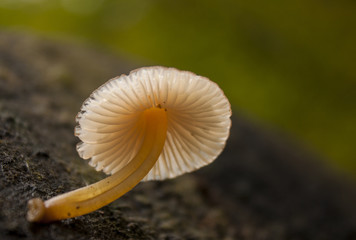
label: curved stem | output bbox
[27,107,167,223]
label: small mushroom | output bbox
[27,66,231,223]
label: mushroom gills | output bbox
[27,107,167,223]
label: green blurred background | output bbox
[0,0,355,176]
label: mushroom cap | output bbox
[75,66,231,181]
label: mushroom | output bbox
[26,66,231,223]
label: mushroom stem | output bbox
[27,107,167,223]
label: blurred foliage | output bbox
[0,0,355,175]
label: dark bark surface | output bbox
[1,31,356,240]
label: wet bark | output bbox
[1,31,355,240]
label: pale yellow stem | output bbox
[27,107,167,223]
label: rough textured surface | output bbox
[1,31,356,240]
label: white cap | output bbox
[75,66,231,181]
